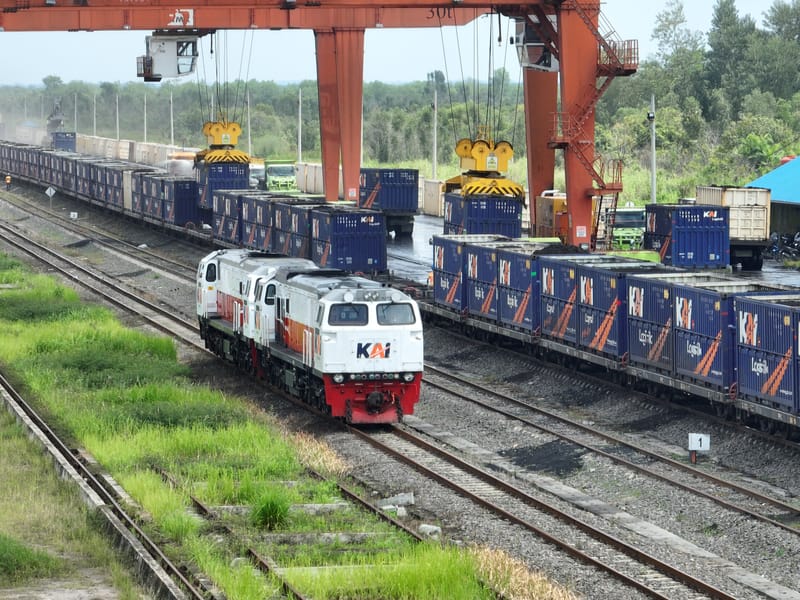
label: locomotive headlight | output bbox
[402,373,415,382]
[333,374,344,384]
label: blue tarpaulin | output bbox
[747,158,800,204]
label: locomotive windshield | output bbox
[328,303,368,325]
[376,303,416,325]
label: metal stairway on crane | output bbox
[545,0,639,249]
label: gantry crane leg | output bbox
[314,28,365,202]
[524,68,558,232]
[558,1,599,248]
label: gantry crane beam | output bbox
[0,1,631,248]
[0,7,487,31]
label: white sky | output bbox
[0,0,765,87]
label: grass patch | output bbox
[121,470,202,542]
[0,409,144,597]
[187,536,279,599]
[0,533,64,585]
[472,546,578,600]
[0,255,571,599]
[251,487,292,530]
[0,273,83,321]
[283,544,495,599]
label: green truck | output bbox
[263,161,297,192]
[596,205,646,250]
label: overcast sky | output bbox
[0,0,765,87]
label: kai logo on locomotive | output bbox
[356,342,391,359]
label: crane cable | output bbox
[438,10,521,150]
[195,30,255,130]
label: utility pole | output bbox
[432,85,438,180]
[648,94,656,204]
[143,93,147,143]
[297,88,302,163]
[115,94,120,141]
[170,89,174,147]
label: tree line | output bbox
[0,0,798,203]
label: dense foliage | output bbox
[0,0,798,202]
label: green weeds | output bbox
[0,533,63,585]
[0,253,574,600]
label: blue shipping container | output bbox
[496,242,562,332]
[443,193,522,237]
[431,235,510,311]
[163,178,201,227]
[672,281,784,391]
[576,262,667,359]
[198,162,248,209]
[539,255,636,344]
[464,242,505,321]
[359,168,418,213]
[644,204,730,268]
[626,272,733,373]
[311,206,387,272]
[52,131,76,152]
[734,294,800,414]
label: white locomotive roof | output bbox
[282,270,410,303]
[213,249,317,273]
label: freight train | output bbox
[197,249,424,424]
[424,234,800,435]
[6,136,798,434]
[0,138,390,275]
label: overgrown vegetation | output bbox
[0,532,63,584]
[0,411,143,597]
[0,255,577,599]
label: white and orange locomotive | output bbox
[197,249,424,424]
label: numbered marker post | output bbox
[688,433,710,465]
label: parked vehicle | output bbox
[695,185,770,270]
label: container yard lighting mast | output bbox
[0,1,637,247]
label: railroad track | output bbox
[0,220,199,345]
[0,369,205,600]
[4,195,800,597]
[2,188,201,278]
[422,364,800,535]
[353,425,726,600]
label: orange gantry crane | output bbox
[0,1,637,247]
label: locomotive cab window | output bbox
[377,303,415,325]
[265,283,276,306]
[328,303,368,326]
[204,262,217,282]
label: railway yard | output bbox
[2,183,800,599]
